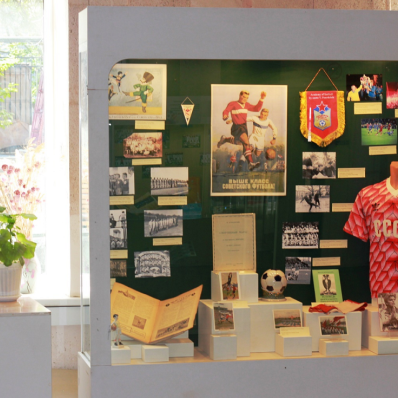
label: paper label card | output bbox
[212,213,256,272]
[132,158,162,166]
[153,237,182,246]
[313,257,341,267]
[320,240,347,249]
[158,196,188,206]
[338,168,365,178]
[135,120,165,130]
[280,327,310,337]
[354,102,382,115]
[110,250,128,259]
[369,146,397,156]
[110,196,135,205]
[332,203,353,212]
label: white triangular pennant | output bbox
[181,97,195,126]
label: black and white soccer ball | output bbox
[260,269,287,301]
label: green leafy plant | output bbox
[0,206,36,266]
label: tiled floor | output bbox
[52,369,78,398]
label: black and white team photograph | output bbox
[302,152,336,179]
[109,167,135,196]
[285,257,311,284]
[151,167,189,196]
[144,209,183,238]
[123,132,162,159]
[295,185,330,213]
[110,209,127,249]
[110,260,127,277]
[282,222,319,249]
[134,250,171,278]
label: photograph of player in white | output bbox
[211,85,287,196]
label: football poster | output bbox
[211,84,287,196]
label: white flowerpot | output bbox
[0,263,23,302]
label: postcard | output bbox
[109,167,135,196]
[302,152,336,179]
[312,269,343,303]
[123,132,162,159]
[285,257,311,285]
[110,260,127,278]
[109,63,167,120]
[211,84,287,196]
[150,167,188,196]
[220,272,240,300]
[213,302,235,331]
[273,309,302,329]
[361,118,397,146]
[134,250,170,278]
[110,209,127,250]
[282,222,319,249]
[319,315,348,336]
[295,185,330,213]
[377,293,398,332]
[144,209,183,238]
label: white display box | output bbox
[121,341,142,359]
[141,345,169,363]
[111,346,131,364]
[319,339,349,357]
[369,336,398,355]
[210,334,237,360]
[211,271,258,303]
[249,298,303,352]
[362,305,389,348]
[303,307,361,351]
[198,299,250,357]
[275,333,312,357]
[164,338,194,357]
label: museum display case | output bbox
[79,6,398,398]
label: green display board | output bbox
[109,60,398,339]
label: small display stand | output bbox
[211,271,258,303]
[142,345,169,363]
[249,297,303,352]
[303,306,361,351]
[275,327,312,357]
[111,345,131,364]
[361,303,390,349]
[369,335,398,355]
[319,339,349,357]
[198,299,250,359]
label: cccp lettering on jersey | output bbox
[374,219,398,238]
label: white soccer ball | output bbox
[260,269,287,300]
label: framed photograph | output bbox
[109,167,135,196]
[220,272,240,300]
[109,63,167,120]
[165,153,183,166]
[211,84,287,196]
[312,269,343,303]
[144,209,183,238]
[123,132,162,159]
[360,118,397,146]
[282,222,319,249]
[110,209,127,250]
[182,135,201,148]
[213,302,235,331]
[377,293,398,332]
[150,167,188,196]
[285,257,311,285]
[319,315,348,336]
[302,152,336,179]
[346,74,383,102]
[273,309,302,329]
[295,185,330,213]
[134,250,171,278]
[213,213,256,272]
[386,82,398,109]
[110,260,127,278]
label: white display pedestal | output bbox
[141,345,169,363]
[303,307,362,351]
[275,333,312,357]
[164,338,194,357]
[121,341,142,359]
[319,339,349,356]
[249,298,302,352]
[211,271,258,303]
[198,299,250,357]
[111,346,131,364]
[210,334,237,360]
[369,336,398,354]
[361,305,389,348]
[0,297,51,398]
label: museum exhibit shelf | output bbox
[79,6,398,398]
[0,297,51,398]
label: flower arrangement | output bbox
[0,139,44,239]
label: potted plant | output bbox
[0,207,36,301]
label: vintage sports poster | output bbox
[211,84,287,196]
[300,91,345,147]
[312,269,343,303]
[108,63,167,120]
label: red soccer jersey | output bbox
[222,99,263,125]
[344,178,398,298]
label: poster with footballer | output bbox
[211,84,287,196]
